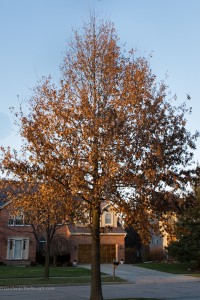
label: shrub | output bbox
[125,247,139,263]
[149,247,167,261]
[29,261,37,267]
[189,260,200,271]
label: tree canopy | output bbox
[0,17,199,300]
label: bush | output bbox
[189,260,200,271]
[149,247,167,261]
[36,251,45,265]
[125,247,141,263]
[56,254,70,265]
[29,261,37,267]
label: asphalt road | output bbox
[0,264,200,300]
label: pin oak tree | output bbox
[1,17,198,300]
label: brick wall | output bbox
[0,204,36,264]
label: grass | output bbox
[135,262,200,275]
[0,265,91,278]
[0,265,125,286]
[0,275,124,286]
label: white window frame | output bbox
[105,212,113,225]
[8,213,26,226]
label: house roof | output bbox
[0,181,12,208]
[0,178,41,200]
[0,192,7,206]
[0,180,32,209]
[68,224,126,235]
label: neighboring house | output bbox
[0,192,36,265]
[1,179,176,265]
[149,232,168,260]
[149,217,177,261]
[67,203,126,263]
[0,182,126,264]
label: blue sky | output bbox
[0,0,199,163]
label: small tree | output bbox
[50,233,70,266]
[167,167,200,267]
[1,16,199,299]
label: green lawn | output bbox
[0,265,91,278]
[0,265,125,286]
[135,262,200,275]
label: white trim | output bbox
[100,233,126,236]
[0,200,12,209]
[70,233,91,236]
[70,232,126,236]
[116,244,119,261]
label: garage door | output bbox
[100,244,116,263]
[78,244,91,263]
[78,244,116,263]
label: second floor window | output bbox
[105,212,112,225]
[8,213,25,226]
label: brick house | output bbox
[67,203,126,263]
[0,182,126,265]
[0,196,36,265]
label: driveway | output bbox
[95,263,200,284]
[0,264,199,300]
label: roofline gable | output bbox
[0,200,12,210]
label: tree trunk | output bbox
[90,205,104,300]
[44,239,50,279]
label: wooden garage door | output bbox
[78,244,116,263]
[100,244,116,263]
[78,244,91,263]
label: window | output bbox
[8,216,14,226]
[105,213,112,225]
[8,213,25,226]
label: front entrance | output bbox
[78,244,116,263]
[7,238,29,260]
[14,240,22,259]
